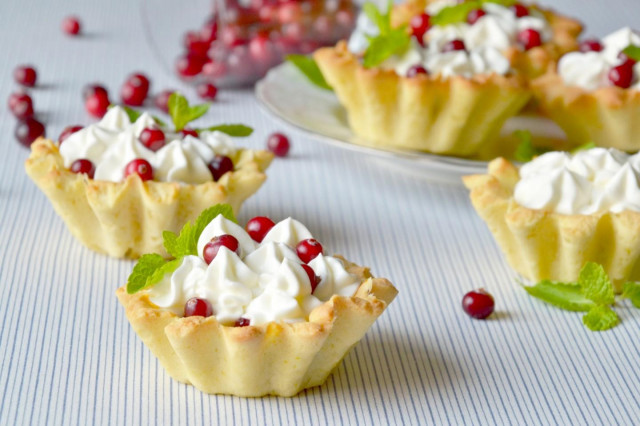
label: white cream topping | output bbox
[149,217,360,326]
[558,27,640,90]
[59,106,237,184]
[514,148,640,215]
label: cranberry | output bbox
[296,239,323,263]
[579,39,603,53]
[249,34,276,64]
[406,65,428,78]
[154,90,174,113]
[181,128,199,138]
[202,59,227,79]
[410,13,430,45]
[208,155,234,181]
[8,92,34,120]
[201,19,218,43]
[301,264,320,293]
[196,83,218,101]
[618,52,637,66]
[462,289,495,319]
[62,16,81,35]
[518,29,542,51]
[69,159,95,178]
[203,234,240,264]
[608,62,635,88]
[442,39,466,53]
[175,53,206,77]
[85,91,110,118]
[58,125,83,143]
[245,216,275,242]
[234,317,251,327]
[124,158,153,181]
[510,3,529,18]
[13,65,37,87]
[15,118,46,147]
[266,133,290,157]
[184,32,210,57]
[221,25,246,47]
[121,74,150,106]
[139,127,166,151]
[128,73,150,92]
[82,84,108,101]
[184,298,214,317]
[467,8,486,25]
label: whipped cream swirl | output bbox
[558,27,640,90]
[59,106,237,184]
[514,148,640,215]
[147,217,360,326]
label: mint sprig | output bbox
[196,124,254,137]
[286,54,333,91]
[523,280,595,312]
[622,282,640,308]
[622,45,640,62]
[431,0,517,26]
[513,130,548,162]
[126,203,238,294]
[168,93,210,131]
[583,306,620,331]
[361,1,410,68]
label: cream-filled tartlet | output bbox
[464,148,640,292]
[117,205,398,397]
[25,103,272,258]
[314,1,580,158]
[532,27,640,150]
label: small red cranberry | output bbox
[467,8,486,25]
[196,83,218,101]
[203,234,240,264]
[154,90,174,113]
[62,16,81,35]
[462,289,495,319]
[406,65,428,78]
[608,62,635,88]
[410,13,431,45]
[296,239,323,263]
[442,39,466,53]
[181,128,199,138]
[8,92,34,120]
[579,39,603,53]
[208,155,234,181]
[184,298,214,317]
[15,118,46,147]
[85,91,110,118]
[201,19,218,43]
[301,264,320,293]
[139,127,166,151]
[510,3,529,18]
[234,317,251,327]
[245,216,275,242]
[518,28,542,51]
[124,158,153,181]
[82,84,108,101]
[266,133,290,157]
[13,65,37,87]
[58,125,83,143]
[175,53,206,78]
[184,31,211,57]
[69,159,95,178]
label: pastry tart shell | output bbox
[25,138,273,259]
[463,158,640,292]
[116,257,398,397]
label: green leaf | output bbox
[482,0,517,7]
[513,130,549,162]
[362,1,390,34]
[168,93,210,131]
[579,262,615,305]
[121,105,142,123]
[570,141,596,153]
[286,54,333,91]
[126,254,167,294]
[147,258,182,287]
[523,280,596,312]
[363,28,411,68]
[622,45,640,62]
[622,282,640,309]
[582,305,620,331]
[197,124,254,137]
[431,2,480,26]
[162,230,181,259]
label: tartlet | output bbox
[117,207,398,396]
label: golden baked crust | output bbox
[116,257,398,397]
[314,41,531,159]
[532,72,640,151]
[463,158,640,292]
[25,138,273,258]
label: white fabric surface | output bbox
[1,0,639,424]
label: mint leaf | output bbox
[197,124,254,137]
[431,2,480,26]
[162,230,181,258]
[168,93,209,131]
[126,254,166,294]
[622,282,640,308]
[363,28,411,68]
[622,45,640,62]
[147,258,182,286]
[570,141,596,153]
[287,54,332,91]
[579,262,615,305]
[483,0,517,7]
[513,130,549,162]
[582,306,620,331]
[363,1,390,34]
[523,280,596,312]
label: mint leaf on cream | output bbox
[126,254,167,294]
[361,1,410,68]
[197,124,254,137]
[622,282,640,308]
[570,141,596,153]
[579,262,615,305]
[622,45,640,62]
[431,2,480,26]
[363,2,390,34]
[168,93,210,131]
[582,306,620,331]
[286,54,333,91]
[523,280,595,312]
[513,130,549,162]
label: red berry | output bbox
[406,65,428,78]
[62,16,81,35]
[410,13,430,45]
[15,118,46,147]
[267,133,290,157]
[467,8,486,25]
[234,317,251,327]
[249,34,276,64]
[82,84,108,101]
[139,127,166,151]
[617,52,637,66]
[85,91,110,118]
[462,289,495,319]
[184,298,214,317]
[154,90,174,113]
[301,264,320,293]
[579,39,603,53]
[245,216,275,242]
[124,158,153,181]
[58,125,83,143]
[203,234,240,264]
[201,19,218,43]
[220,25,246,47]
[13,65,37,87]
[608,62,635,88]
[202,59,227,79]
[128,73,150,92]
[184,31,210,57]
[518,29,542,51]
[121,82,147,106]
[69,159,95,178]
[196,83,218,101]
[8,92,34,120]
[181,128,199,138]
[510,3,529,18]
[208,155,234,181]
[442,39,466,53]
[176,53,206,77]
[296,239,323,263]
